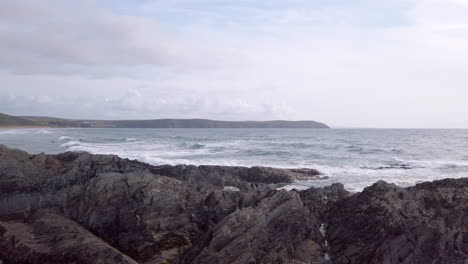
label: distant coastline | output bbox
[0,113,329,129]
[0,126,50,130]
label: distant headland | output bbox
[0,113,329,129]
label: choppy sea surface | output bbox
[1,128,467,191]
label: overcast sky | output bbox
[1,0,468,128]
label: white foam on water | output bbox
[60,141,83,147]
[277,184,309,191]
[134,154,247,167]
[393,157,468,169]
[54,136,468,192]
[54,136,468,193]
[36,129,54,134]
[58,136,74,141]
[0,129,34,135]
[296,163,468,192]
[3,128,462,193]
[66,144,100,153]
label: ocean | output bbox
[1,128,467,192]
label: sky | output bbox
[1,0,468,128]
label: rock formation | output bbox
[0,144,466,264]
[326,179,468,263]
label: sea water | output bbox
[1,128,467,192]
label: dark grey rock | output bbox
[150,165,322,190]
[0,209,138,264]
[178,184,349,264]
[326,179,468,264]
[0,145,467,264]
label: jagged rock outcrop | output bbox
[0,145,326,264]
[0,209,139,264]
[0,144,322,194]
[177,184,348,264]
[150,165,322,190]
[0,145,467,264]
[326,179,468,264]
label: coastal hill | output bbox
[0,113,329,128]
[0,113,39,127]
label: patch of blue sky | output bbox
[100,0,412,30]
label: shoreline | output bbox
[0,141,466,192]
[0,125,52,130]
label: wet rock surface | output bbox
[0,145,467,264]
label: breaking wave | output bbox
[2,128,468,192]
[58,136,74,141]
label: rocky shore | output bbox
[0,144,466,264]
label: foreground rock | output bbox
[0,145,467,264]
[327,179,468,264]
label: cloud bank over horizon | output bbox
[1,0,468,128]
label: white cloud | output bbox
[0,0,244,76]
[1,0,468,127]
[0,88,295,121]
